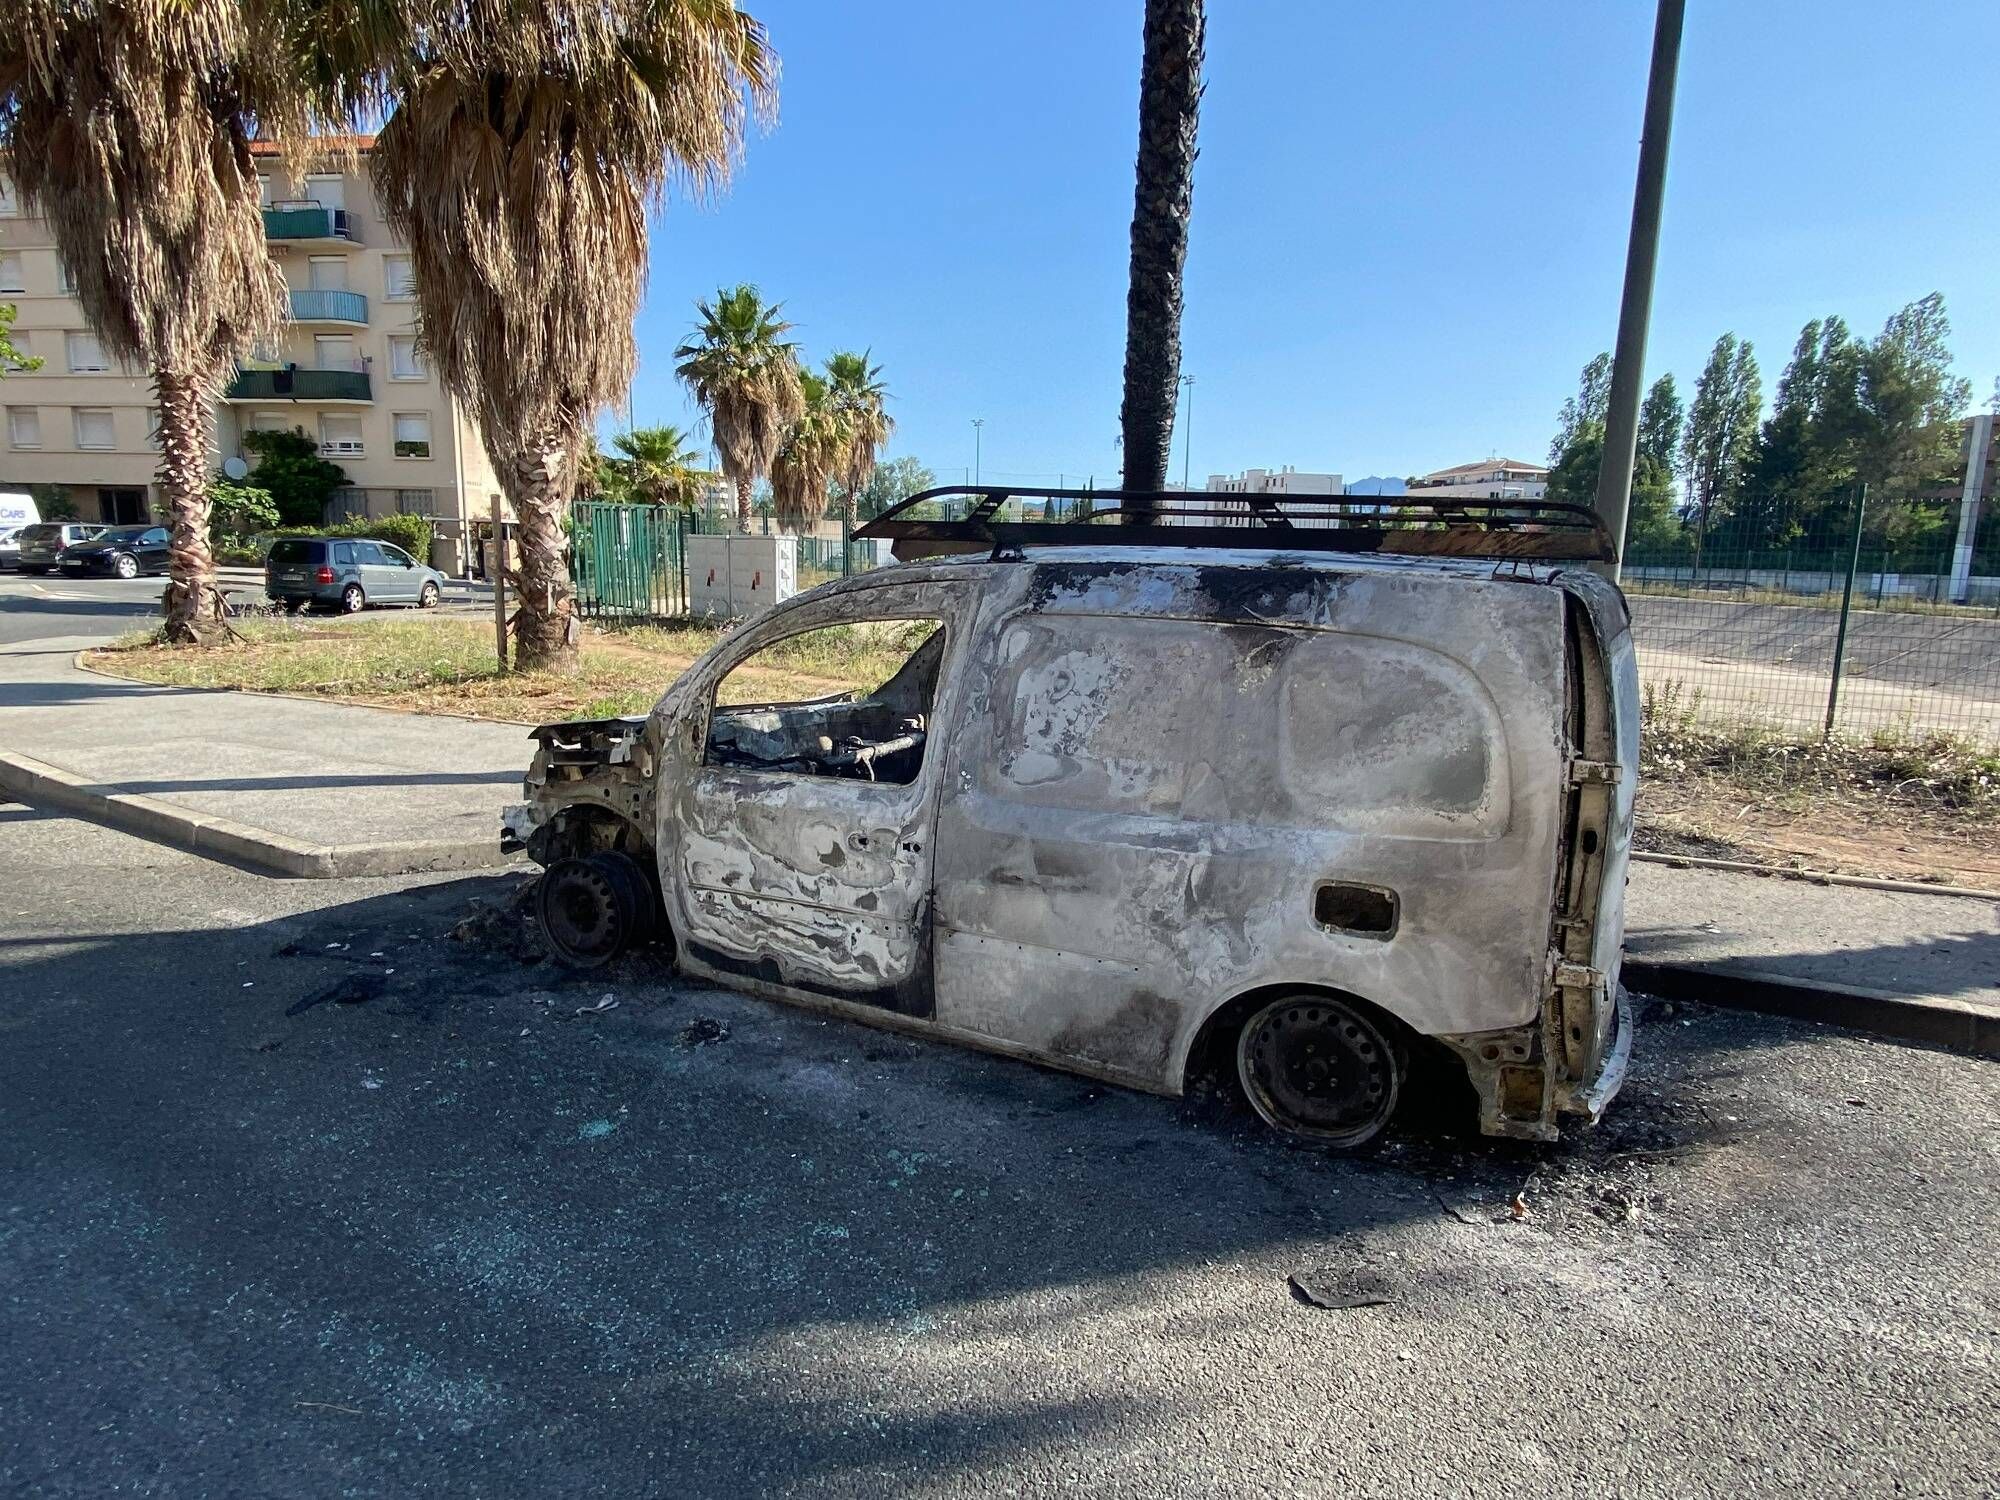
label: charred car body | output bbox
[504,490,1638,1147]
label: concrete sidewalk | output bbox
[0,634,528,877]
[1624,860,1999,1052]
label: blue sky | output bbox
[624,0,2000,489]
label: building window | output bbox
[145,407,162,451]
[318,413,364,457]
[0,177,18,216]
[307,256,349,292]
[303,175,346,211]
[7,406,41,449]
[387,335,425,380]
[313,334,356,371]
[383,254,415,301]
[396,488,438,516]
[393,411,432,459]
[0,252,21,293]
[65,331,108,373]
[73,408,116,450]
[257,175,273,206]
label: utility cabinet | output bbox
[686,533,799,620]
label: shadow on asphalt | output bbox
[0,872,1838,1490]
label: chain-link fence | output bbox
[1624,489,2000,746]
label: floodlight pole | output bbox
[1593,0,1685,579]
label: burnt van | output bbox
[504,490,1637,1147]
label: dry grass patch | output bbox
[84,615,887,725]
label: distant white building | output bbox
[1408,458,1548,500]
[1205,466,1343,497]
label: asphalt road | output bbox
[0,572,166,646]
[1,808,1995,1497]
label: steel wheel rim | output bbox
[114,553,137,578]
[1237,996,1399,1148]
[537,857,626,967]
[420,583,439,608]
[342,585,363,612]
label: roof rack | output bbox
[854,487,1614,564]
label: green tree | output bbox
[0,0,304,642]
[1548,352,1613,463]
[207,477,279,543]
[1733,316,1853,547]
[1820,293,1972,519]
[31,482,76,520]
[1637,372,1682,471]
[342,0,776,673]
[857,455,935,521]
[1543,424,1602,510]
[1679,333,1762,569]
[610,425,712,507]
[675,284,804,535]
[769,371,846,531]
[243,428,349,529]
[825,350,894,526]
[1,303,40,373]
[1117,0,1204,511]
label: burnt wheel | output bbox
[1236,994,1404,1149]
[536,851,656,969]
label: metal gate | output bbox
[572,501,689,620]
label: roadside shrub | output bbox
[209,478,279,545]
[329,513,434,560]
[270,514,435,561]
[242,428,350,528]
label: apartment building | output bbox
[0,139,504,571]
[1407,458,1549,500]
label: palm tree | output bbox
[675,283,803,534]
[825,350,894,527]
[0,0,298,643]
[611,425,712,508]
[768,371,845,532]
[357,1,775,672]
[1117,0,1204,515]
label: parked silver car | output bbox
[265,536,446,612]
[503,490,1637,1147]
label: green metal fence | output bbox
[1622,490,2000,745]
[571,501,688,620]
[572,502,885,619]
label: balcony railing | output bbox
[288,288,368,324]
[224,366,372,403]
[261,202,360,243]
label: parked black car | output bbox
[59,525,172,579]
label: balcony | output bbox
[288,288,368,325]
[261,202,360,246]
[224,366,372,404]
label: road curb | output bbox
[1624,959,1998,1058]
[0,749,517,879]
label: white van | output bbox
[504,490,1637,1147]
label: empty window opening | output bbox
[705,619,945,785]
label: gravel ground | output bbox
[2,806,1996,1498]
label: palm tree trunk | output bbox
[498,428,582,674]
[1117,0,1204,515]
[841,484,857,528]
[155,369,225,644]
[735,474,754,534]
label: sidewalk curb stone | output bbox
[0,749,516,879]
